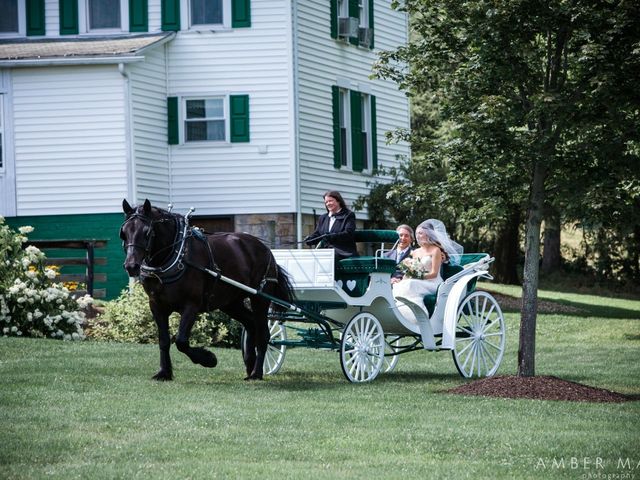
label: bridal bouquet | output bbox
[398,257,427,279]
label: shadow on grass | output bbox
[260,370,463,390]
[489,292,640,320]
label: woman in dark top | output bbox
[305,191,359,261]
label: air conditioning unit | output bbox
[358,27,372,47]
[338,17,359,38]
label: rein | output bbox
[122,206,278,290]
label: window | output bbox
[330,0,373,48]
[185,98,226,142]
[59,0,138,34]
[332,86,377,173]
[338,88,350,167]
[338,0,347,17]
[167,95,249,145]
[88,0,121,30]
[360,93,370,170]
[0,0,21,35]
[190,0,222,26]
[162,0,250,31]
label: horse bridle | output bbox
[120,212,174,258]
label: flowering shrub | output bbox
[0,217,91,340]
[87,282,241,348]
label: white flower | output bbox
[10,326,17,333]
[18,226,34,234]
[2,327,8,334]
[45,269,57,280]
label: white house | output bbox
[0,0,410,297]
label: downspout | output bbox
[118,63,136,203]
[291,0,302,247]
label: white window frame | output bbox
[79,0,129,34]
[338,88,351,168]
[338,0,348,18]
[360,93,371,172]
[358,0,369,28]
[182,96,229,144]
[0,0,26,38]
[182,0,231,31]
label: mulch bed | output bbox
[485,292,584,314]
[447,375,635,403]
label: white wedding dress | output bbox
[392,255,443,324]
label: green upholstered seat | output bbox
[353,229,400,244]
[336,256,397,297]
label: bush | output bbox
[0,217,90,340]
[87,282,242,348]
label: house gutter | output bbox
[291,0,302,247]
[0,56,145,67]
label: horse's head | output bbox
[120,199,158,277]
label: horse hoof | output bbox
[244,374,263,381]
[200,352,217,368]
[152,370,173,381]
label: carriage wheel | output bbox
[340,312,385,383]
[383,335,402,373]
[241,320,287,376]
[452,291,506,378]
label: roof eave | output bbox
[0,55,146,67]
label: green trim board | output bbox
[6,213,128,300]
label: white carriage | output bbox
[249,230,506,383]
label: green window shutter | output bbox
[329,0,338,39]
[368,0,374,49]
[167,97,179,145]
[161,0,180,31]
[232,0,251,28]
[129,0,148,32]
[230,95,250,143]
[332,86,341,169]
[350,90,363,172]
[370,95,378,172]
[348,0,359,46]
[59,0,78,35]
[27,0,45,36]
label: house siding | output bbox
[295,0,410,217]
[165,0,296,216]
[127,46,171,205]
[11,66,128,216]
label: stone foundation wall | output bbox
[235,213,365,248]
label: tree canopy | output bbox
[367,0,640,375]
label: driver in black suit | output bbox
[305,191,359,262]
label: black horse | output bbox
[120,199,294,381]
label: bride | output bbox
[392,219,463,322]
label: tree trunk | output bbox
[518,160,547,377]
[541,206,561,274]
[493,209,521,284]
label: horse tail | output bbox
[271,264,296,311]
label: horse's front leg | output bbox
[175,304,217,368]
[150,305,173,381]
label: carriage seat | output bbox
[423,253,489,315]
[334,230,399,297]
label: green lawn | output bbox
[1,287,639,479]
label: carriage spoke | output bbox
[340,313,384,383]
